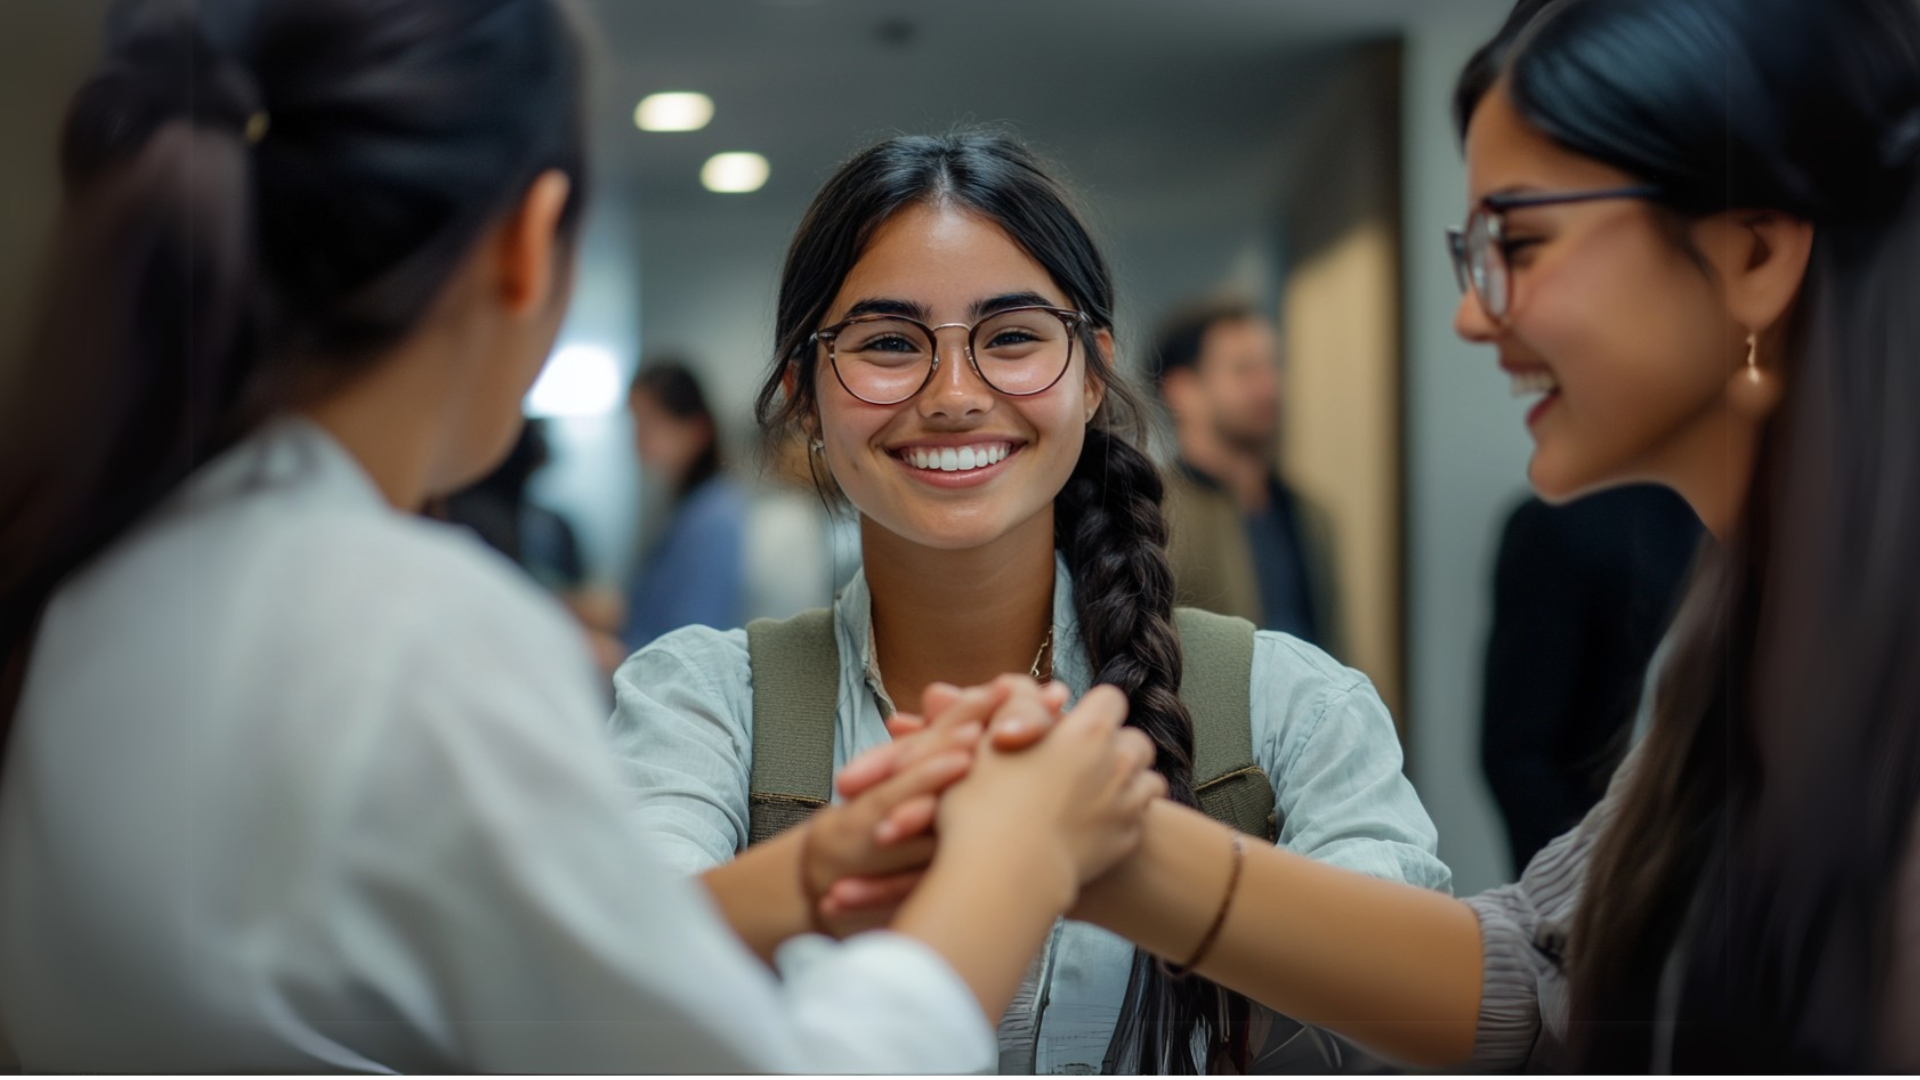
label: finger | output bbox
[919,682,1013,742]
[989,680,1064,748]
[843,834,937,878]
[1059,684,1130,739]
[861,748,971,819]
[890,720,984,776]
[920,681,963,718]
[885,711,929,739]
[1115,726,1158,771]
[1041,680,1072,712]
[835,740,904,799]
[1128,767,1170,807]
[875,793,938,845]
[824,869,925,913]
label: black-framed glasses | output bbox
[812,305,1088,406]
[1447,185,1663,322]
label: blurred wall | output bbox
[1279,42,1405,721]
[1401,0,1534,895]
[0,2,110,372]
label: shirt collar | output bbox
[165,414,391,524]
[835,551,1092,718]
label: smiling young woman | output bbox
[607,131,1450,1074]
[859,0,1920,1071]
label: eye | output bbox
[1500,237,1544,267]
[861,334,921,353]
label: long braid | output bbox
[1057,427,1195,803]
[1058,422,1247,1075]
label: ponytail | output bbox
[0,0,587,768]
[0,102,261,762]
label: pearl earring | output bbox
[1727,331,1782,419]
[808,437,824,452]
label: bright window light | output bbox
[634,92,714,132]
[527,344,624,418]
[701,152,770,194]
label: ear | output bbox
[1692,210,1816,334]
[495,170,574,318]
[1083,328,1113,422]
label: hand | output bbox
[819,676,1072,923]
[932,685,1166,903]
[799,742,973,937]
[837,676,1071,837]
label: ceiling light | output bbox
[526,344,624,418]
[701,152,770,194]
[634,92,714,133]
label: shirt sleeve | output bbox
[1461,744,1641,1071]
[603,627,756,873]
[1251,633,1453,893]
[277,581,992,1073]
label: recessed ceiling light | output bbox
[701,152,770,194]
[634,92,714,132]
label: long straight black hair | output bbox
[755,130,1252,1074]
[1458,0,1920,1068]
[0,0,588,767]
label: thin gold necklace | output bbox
[1030,626,1055,681]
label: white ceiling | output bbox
[577,0,1444,216]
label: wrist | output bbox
[938,827,1077,916]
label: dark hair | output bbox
[1146,298,1260,392]
[755,130,1249,1074]
[0,0,587,762]
[630,360,722,501]
[1458,0,1920,1068]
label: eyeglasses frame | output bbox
[1447,185,1664,323]
[810,304,1091,406]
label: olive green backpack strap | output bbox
[744,608,839,850]
[1174,607,1280,843]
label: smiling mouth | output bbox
[1509,369,1560,398]
[894,441,1018,474]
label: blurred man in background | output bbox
[1150,300,1339,653]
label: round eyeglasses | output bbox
[812,305,1088,406]
[1447,185,1662,323]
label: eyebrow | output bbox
[838,290,1063,324]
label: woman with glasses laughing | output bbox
[857,0,1920,1071]
[606,130,1450,1074]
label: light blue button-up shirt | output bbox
[608,556,1451,1074]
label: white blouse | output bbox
[0,419,993,1073]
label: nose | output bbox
[917,328,992,420]
[1453,289,1500,344]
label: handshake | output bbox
[797,676,1166,940]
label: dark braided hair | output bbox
[755,129,1248,1074]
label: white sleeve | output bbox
[273,589,993,1073]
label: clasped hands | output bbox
[797,675,1166,937]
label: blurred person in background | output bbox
[608,130,1447,1075]
[854,0,1920,1069]
[0,0,1164,1069]
[1150,301,1340,653]
[439,417,628,676]
[622,359,747,650]
[1480,484,1701,870]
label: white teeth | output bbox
[1509,370,1559,398]
[901,442,1012,473]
